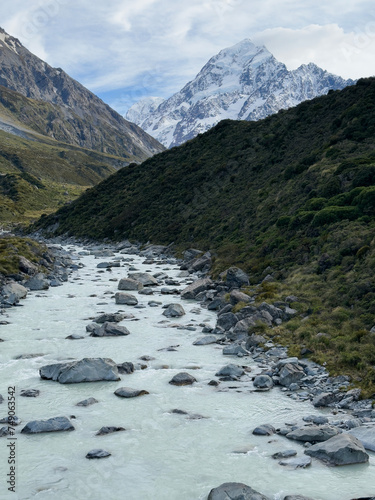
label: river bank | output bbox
[0,237,374,499]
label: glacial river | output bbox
[0,246,374,500]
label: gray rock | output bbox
[222,345,248,356]
[86,449,111,459]
[18,256,38,275]
[279,455,312,468]
[181,278,213,300]
[245,334,267,349]
[93,313,126,324]
[25,273,49,290]
[114,387,149,398]
[303,415,329,425]
[253,375,273,391]
[21,416,74,434]
[76,397,98,407]
[0,394,3,404]
[40,358,120,383]
[1,282,28,302]
[216,312,238,331]
[96,262,113,268]
[313,392,342,407]
[232,317,257,337]
[0,426,10,437]
[162,303,185,318]
[189,251,212,272]
[278,363,305,387]
[66,334,85,340]
[207,298,224,311]
[347,426,375,451]
[169,372,197,386]
[118,277,143,290]
[208,482,270,500]
[127,272,158,286]
[115,292,138,305]
[272,449,297,459]
[225,267,250,288]
[193,335,218,345]
[20,389,40,397]
[286,425,340,443]
[215,364,245,380]
[229,289,252,305]
[253,424,275,436]
[90,322,130,337]
[117,362,135,374]
[96,426,125,436]
[283,495,316,500]
[304,433,369,465]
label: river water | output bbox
[0,246,374,500]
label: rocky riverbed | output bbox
[0,238,374,499]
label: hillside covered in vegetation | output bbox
[32,78,375,396]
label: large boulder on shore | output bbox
[115,292,138,306]
[304,433,369,465]
[181,278,212,300]
[39,358,120,383]
[225,267,250,288]
[278,363,305,387]
[1,282,28,302]
[208,482,270,500]
[25,273,49,291]
[21,416,74,434]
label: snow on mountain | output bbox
[126,39,355,148]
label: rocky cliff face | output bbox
[127,39,355,148]
[0,27,164,161]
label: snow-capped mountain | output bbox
[126,39,355,148]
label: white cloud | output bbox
[1,0,375,114]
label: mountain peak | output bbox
[126,40,355,148]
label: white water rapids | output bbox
[0,246,374,500]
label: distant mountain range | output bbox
[0,27,164,162]
[126,39,355,148]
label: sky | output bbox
[1,0,375,116]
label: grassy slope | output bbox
[32,78,375,396]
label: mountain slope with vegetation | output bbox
[0,27,164,160]
[32,78,375,396]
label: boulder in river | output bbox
[215,364,245,380]
[96,426,125,436]
[169,372,197,386]
[127,272,158,286]
[21,416,74,434]
[86,449,111,459]
[162,303,185,318]
[20,389,40,398]
[114,387,149,398]
[283,496,316,500]
[118,277,143,291]
[253,424,275,436]
[40,358,120,383]
[76,397,98,407]
[278,455,312,469]
[93,312,127,324]
[207,482,270,500]
[304,433,369,465]
[90,322,131,337]
[115,292,138,306]
[1,282,28,303]
[286,425,340,443]
[253,374,273,391]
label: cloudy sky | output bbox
[1,0,375,115]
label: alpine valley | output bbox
[126,39,355,148]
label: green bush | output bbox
[312,206,359,226]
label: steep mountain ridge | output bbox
[127,39,355,147]
[0,27,164,160]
